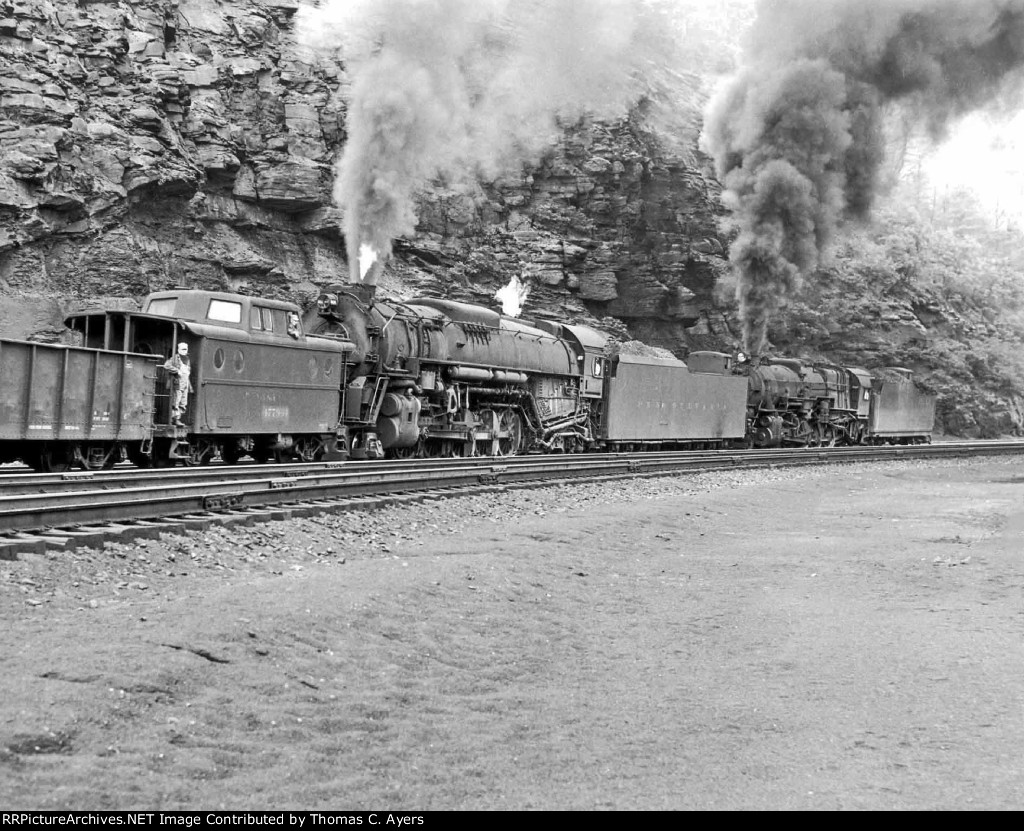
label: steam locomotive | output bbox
[0,284,934,471]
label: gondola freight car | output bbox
[0,337,158,471]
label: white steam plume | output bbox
[298,0,675,284]
[495,274,530,317]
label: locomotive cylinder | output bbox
[376,392,422,448]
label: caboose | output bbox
[67,290,353,466]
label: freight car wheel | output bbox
[127,446,153,469]
[150,439,174,469]
[24,446,72,473]
[221,443,243,465]
[80,444,115,471]
[250,441,274,463]
[251,443,288,464]
[293,437,323,463]
[39,446,73,473]
[184,440,215,466]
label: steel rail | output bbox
[1,440,1021,538]
[0,438,1017,496]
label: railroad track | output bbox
[2,440,1022,558]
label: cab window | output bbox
[208,299,242,323]
[146,297,177,317]
[261,308,274,331]
[250,307,262,330]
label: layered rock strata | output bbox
[0,0,731,356]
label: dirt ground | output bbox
[2,456,1023,810]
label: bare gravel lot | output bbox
[2,456,1024,810]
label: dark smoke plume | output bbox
[702,0,1024,354]
[299,0,675,284]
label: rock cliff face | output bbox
[1,0,348,331]
[0,0,733,355]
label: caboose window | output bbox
[208,300,242,323]
[146,297,177,317]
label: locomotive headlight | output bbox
[317,294,339,313]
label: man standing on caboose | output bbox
[163,341,193,427]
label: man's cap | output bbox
[177,342,189,352]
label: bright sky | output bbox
[919,112,1024,226]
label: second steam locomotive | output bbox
[0,283,935,470]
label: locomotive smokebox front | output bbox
[314,283,379,371]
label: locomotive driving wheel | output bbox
[478,409,499,456]
[389,444,418,460]
[497,410,523,456]
[792,419,813,446]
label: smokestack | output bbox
[702,0,1024,354]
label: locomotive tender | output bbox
[0,284,935,471]
[63,290,353,468]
